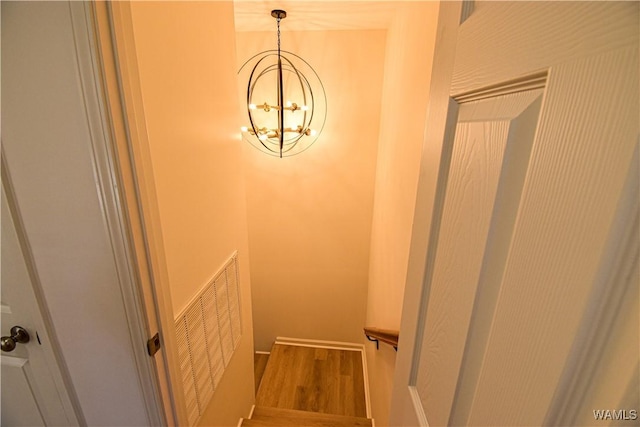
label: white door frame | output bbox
[84,1,191,425]
[389,2,464,425]
[67,1,168,425]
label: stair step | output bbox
[256,344,368,417]
[241,416,372,426]
[242,406,372,426]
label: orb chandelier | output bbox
[238,10,327,158]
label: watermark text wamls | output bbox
[593,409,638,421]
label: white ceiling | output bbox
[233,0,400,32]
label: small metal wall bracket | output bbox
[365,332,398,351]
[365,334,380,350]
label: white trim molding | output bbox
[409,386,429,427]
[68,2,164,425]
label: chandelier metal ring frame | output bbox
[238,10,327,158]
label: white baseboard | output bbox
[275,336,364,352]
[237,404,255,426]
[361,344,373,419]
[255,350,271,355]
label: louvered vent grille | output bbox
[174,253,242,425]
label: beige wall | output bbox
[365,3,440,425]
[236,29,386,351]
[129,2,255,425]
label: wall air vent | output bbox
[175,253,242,426]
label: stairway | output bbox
[241,406,372,426]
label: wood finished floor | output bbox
[255,344,367,418]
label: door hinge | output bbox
[147,333,161,356]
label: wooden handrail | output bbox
[364,327,399,351]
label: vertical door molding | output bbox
[388,2,463,426]
[445,86,545,426]
[69,1,167,425]
[90,1,189,424]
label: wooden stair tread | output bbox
[256,344,367,417]
[241,419,371,427]
[255,406,371,423]
[242,406,372,426]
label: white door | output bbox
[1,169,81,426]
[391,2,638,426]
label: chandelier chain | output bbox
[277,17,281,55]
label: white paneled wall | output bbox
[175,253,242,425]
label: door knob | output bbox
[1,326,30,352]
